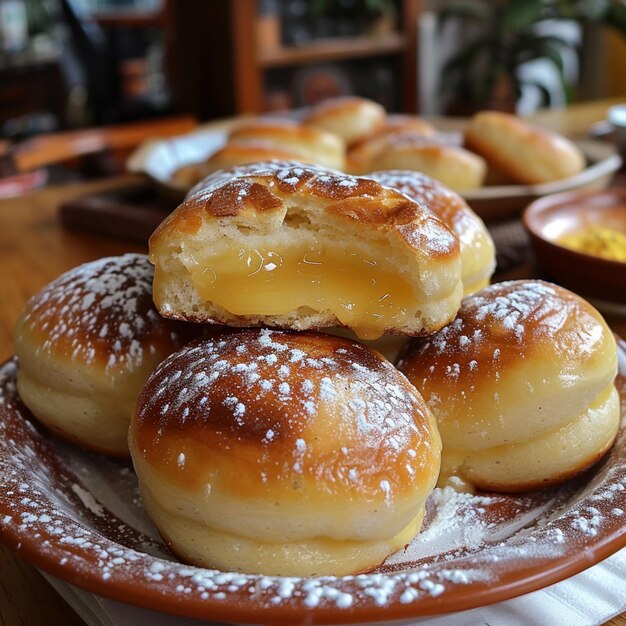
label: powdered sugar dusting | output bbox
[0,352,625,621]
[183,161,459,259]
[398,280,610,387]
[135,329,434,497]
[17,254,185,372]
[366,169,489,249]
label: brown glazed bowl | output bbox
[524,188,626,305]
[0,343,626,625]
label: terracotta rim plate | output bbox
[1,345,626,625]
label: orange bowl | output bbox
[523,188,626,304]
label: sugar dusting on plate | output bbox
[0,358,625,619]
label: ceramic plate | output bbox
[0,343,625,626]
[523,188,626,305]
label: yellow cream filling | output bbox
[188,244,416,340]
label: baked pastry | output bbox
[129,329,441,576]
[170,162,206,190]
[464,111,586,184]
[15,254,198,456]
[367,170,496,294]
[149,162,463,341]
[397,280,620,493]
[228,119,346,170]
[382,114,437,137]
[304,96,386,146]
[357,133,487,190]
[171,143,307,190]
[204,142,313,173]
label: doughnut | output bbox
[347,117,437,173]
[129,329,441,576]
[397,280,619,493]
[15,254,198,456]
[464,111,586,184]
[367,170,496,295]
[228,119,346,170]
[304,96,386,146]
[171,143,307,190]
[149,162,463,341]
[356,132,487,190]
[383,114,437,137]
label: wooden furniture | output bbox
[0,100,625,625]
[11,114,196,172]
[0,51,65,129]
[85,1,421,119]
[230,0,421,114]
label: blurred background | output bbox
[0,0,625,177]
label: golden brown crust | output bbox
[366,170,477,231]
[151,162,459,261]
[14,254,202,456]
[229,118,320,141]
[398,280,612,394]
[133,328,440,499]
[365,170,496,294]
[226,120,346,170]
[397,279,619,492]
[16,254,194,373]
[348,123,438,168]
[384,114,437,136]
[306,96,384,120]
[347,131,486,190]
[464,111,586,184]
[209,141,303,163]
[304,96,386,145]
[228,119,344,151]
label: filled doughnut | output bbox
[367,170,495,295]
[149,162,463,341]
[15,254,198,456]
[464,111,585,184]
[397,280,619,493]
[129,329,441,576]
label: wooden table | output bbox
[1,100,626,625]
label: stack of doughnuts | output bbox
[397,280,619,493]
[130,329,441,576]
[14,101,616,579]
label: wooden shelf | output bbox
[258,33,405,68]
[91,8,165,28]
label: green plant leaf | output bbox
[502,0,544,31]
[519,78,554,105]
[536,40,574,103]
[572,0,611,20]
[605,1,626,32]
[441,37,491,77]
[438,0,492,29]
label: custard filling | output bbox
[187,243,418,340]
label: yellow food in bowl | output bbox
[559,226,626,262]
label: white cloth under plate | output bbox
[42,547,626,626]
